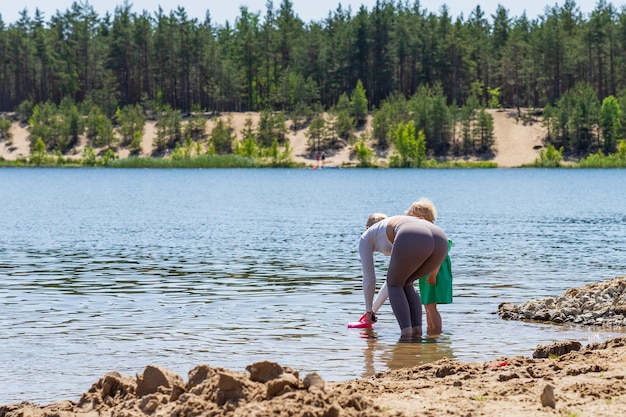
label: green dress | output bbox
[419,239,453,305]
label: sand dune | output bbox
[0,109,544,168]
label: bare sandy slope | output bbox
[0,109,544,167]
[489,109,544,168]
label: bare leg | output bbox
[424,304,442,336]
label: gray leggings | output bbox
[387,218,448,330]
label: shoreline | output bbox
[2,336,626,416]
[4,277,626,416]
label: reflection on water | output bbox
[383,337,455,372]
[1,168,625,404]
[359,330,454,378]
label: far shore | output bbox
[0,109,545,168]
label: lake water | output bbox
[1,167,625,405]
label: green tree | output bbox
[306,115,327,157]
[256,109,286,148]
[87,106,117,149]
[533,143,563,167]
[499,16,532,109]
[93,112,117,149]
[268,137,293,166]
[474,108,495,153]
[185,106,207,142]
[30,137,48,165]
[429,86,452,155]
[354,139,375,167]
[16,101,34,124]
[561,82,600,153]
[409,84,452,155]
[153,105,183,154]
[272,71,320,112]
[467,6,492,105]
[332,93,355,140]
[458,94,479,154]
[369,2,394,106]
[28,102,56,150]
[128,130,144,156]
[100,148,118,165]
[116,104,146,146]
[82,145,98,166]
[390,121,426,168]
[350,79,368,126]
[234,7,261,110]
[0,117,12,140]
[599,95,622,153]
[210,117,235,154]
[487,87,501,109]
[371,92,409,150]
[108,4,135,106]
[233,116,258,157]
[171,138,194,159]
[48,97,84,154]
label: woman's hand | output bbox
[366,311,378,323]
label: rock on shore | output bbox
[498,275,626,327]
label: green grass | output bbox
[108,154,266,168]
[577,154,626,168]
[9,151,626,169]
[0,154,496,168]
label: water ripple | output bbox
[1,168,625,404]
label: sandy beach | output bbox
[2,336,625,416]
[0,109,545,168]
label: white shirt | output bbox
[358,216,393,311]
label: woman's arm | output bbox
[359,236,377,312]
[372,282,388,313]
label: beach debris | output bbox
[540,384,556,408]
[498,275,626,327]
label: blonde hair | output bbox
[365,212,388,229]
[405,198,437,223]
